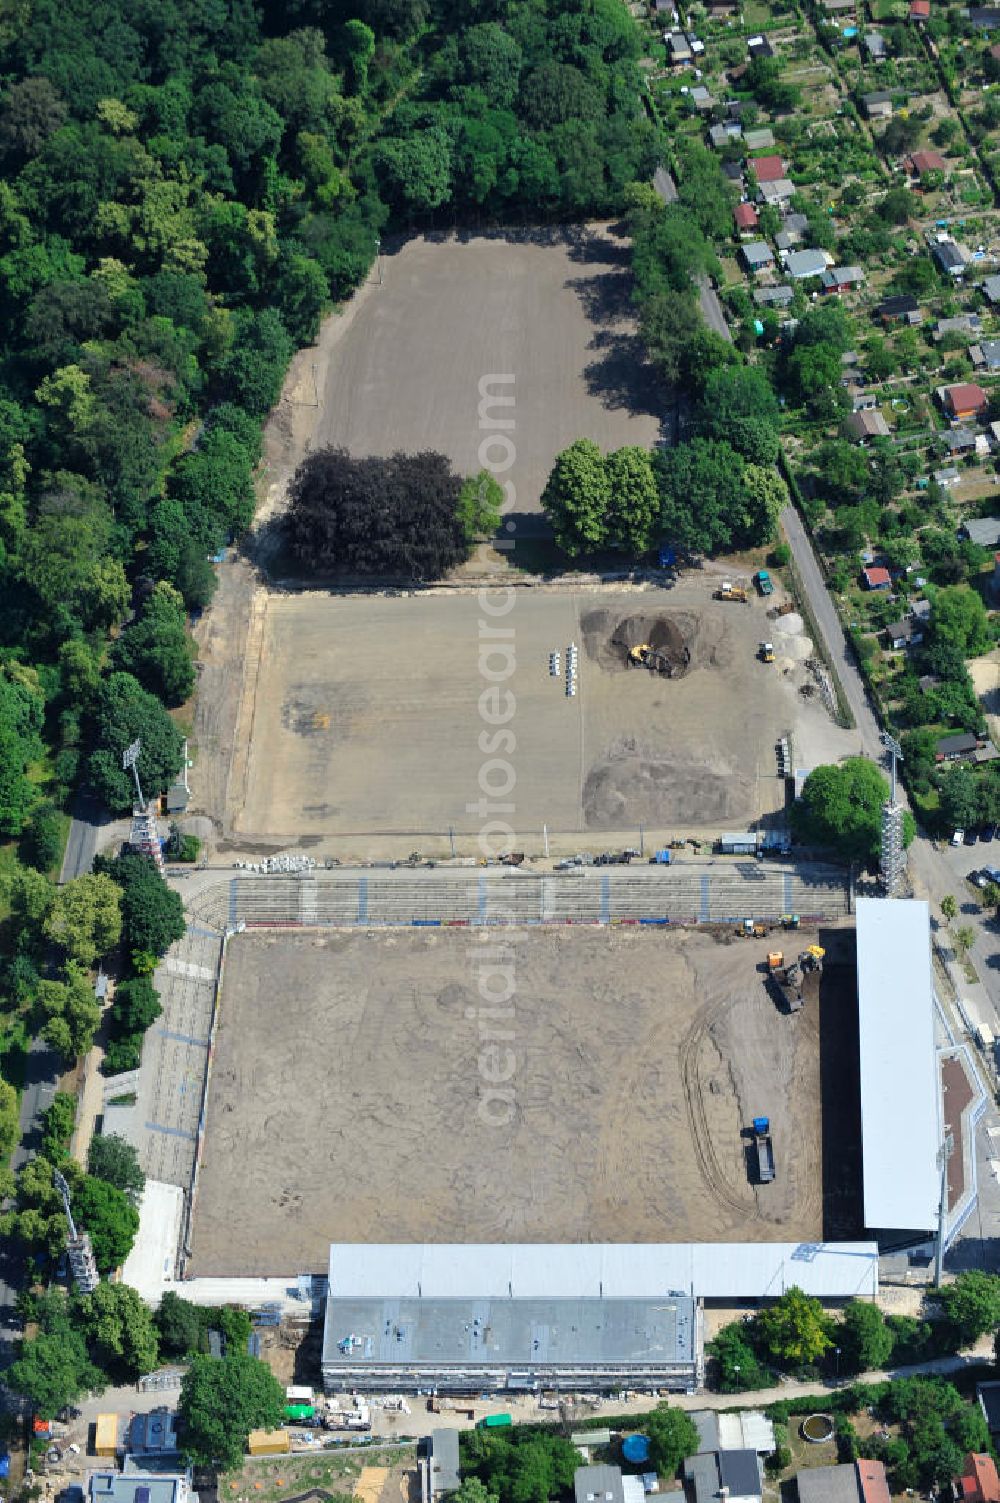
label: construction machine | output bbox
[759,641,775,663]
[780,913,800,930]
[714,581,749,604]
[740,917,768,937]
[628,643,673,674]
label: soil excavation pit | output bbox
[187,925,831,1277]
[591,611,694,678]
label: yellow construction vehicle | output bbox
[759,641,775,663]
[714,581,749,604]
[767,950,784,971]
[801,944,825,965]
[740,918,768,937]
[628,643,673,674]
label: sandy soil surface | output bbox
[218,580,843,849]
[187,926,831,1276]
[969,651,1000,742]
[259,225,667,535]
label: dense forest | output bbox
[0,0,660,837]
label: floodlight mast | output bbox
[123,738,144,806]
[52,1167,78,1241]
[881,731,903,805]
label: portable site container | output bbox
[248,1429,290,1456]
[94,1414,118,1458]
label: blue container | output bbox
[623,1435,651,1465]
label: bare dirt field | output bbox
[222,581,843,848]
[262,226,666,527]
[186,925,842,1277]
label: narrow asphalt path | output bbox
[779,504,881,757]
[651,167,733,343]
[0,794,111,1366]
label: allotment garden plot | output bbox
[186,925,835,1277]
[229,583,829,847]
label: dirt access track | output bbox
[187,926,831,1277]
[216,582,827,849]
[261,224,666,527]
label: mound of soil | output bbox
[581,608,693,677]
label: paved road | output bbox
[0,795,111,1367]
[61,791,111,883]
[651,167,732,343]
[779,505,880,756]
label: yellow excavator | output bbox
[628,643,672,674]
[759,641,775,663]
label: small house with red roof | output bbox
[957,1454,1000,1503]
[751,155,785,182]
[942,382,989,422]
[862,566,891,591]
[734,202,759,234]
[906,149,948,178]
[910,0,930,20]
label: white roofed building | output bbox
[855,899,941,1241]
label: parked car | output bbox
[952,829,965,846]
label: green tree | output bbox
[37,962,102,1059]
[605,445,659,555]
[376,128,453,213]
[83,1282,159,1378]
[754,1286,833,1365]
[19,804,65,873]
[938,764,982,833]
[95,851,185,958]
[461,1430,581,1503]
[838,1300,894,1374]
[457,470,504,543]
[73,1175,140,1274]
[86,673,185,815]
[178,1351,285,1468]
[655,438,750,555]
[941,894,958,921]
[112,581,195,707]
[88,1134,145,1205]
[932,1268,998,1340]
[7,1325,102,1417]
[342,19,376,94]
[44,871,122,966]
[929,585,993,658]
[955,925,976,957]
[794,758,914,865]
[644,1406,700,1476]
[40,1091,77,1162]
[696,366,779,465]
[707,1322,770,1391]
[541,439,610,556]
[448,1482,498,1503]
[0,1076,19,1162]
[157,1290,205,1357]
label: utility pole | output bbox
[880,731,906,896]
[375,237,382,285]
[53,1169,99,1293]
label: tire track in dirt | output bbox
[680,994,761,1223]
